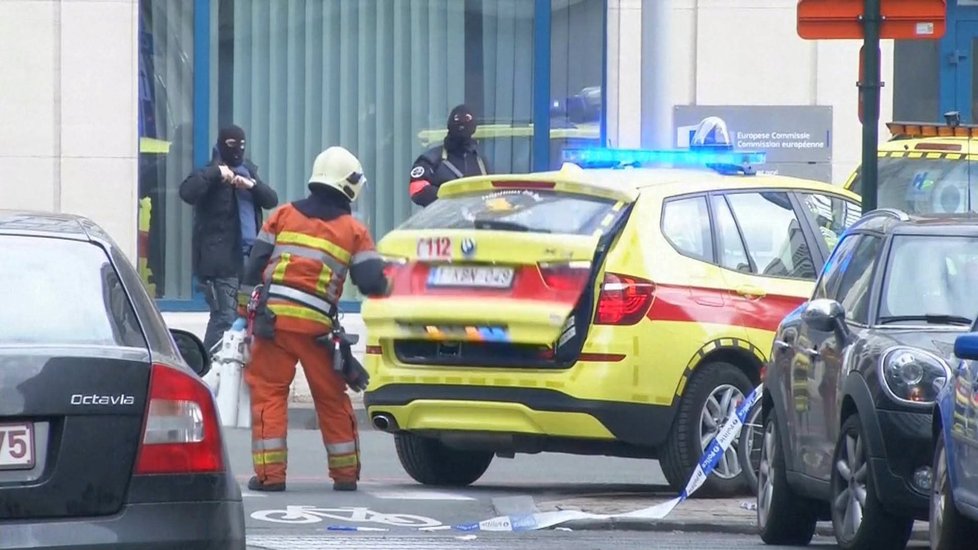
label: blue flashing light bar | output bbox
[561,147,767,170]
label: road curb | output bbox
[550,518,927,540]
[288,404,370,431]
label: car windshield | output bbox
[849,156,978,214]
[397,188,622,235]
[0,235,146,347]
[878,234,978,324]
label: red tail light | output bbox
[594,273,655,325]
[133,363,224,475]
[538,261,591,291]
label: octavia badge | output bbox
[460,238,476,257]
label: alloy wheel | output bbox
[757,420,776,529]
[699,384,746,479]
[834,431,869,540]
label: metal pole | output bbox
[641,0,673,149]
[859,0,881,212]
[532,0,552,171]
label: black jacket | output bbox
[179,155,279,279]
[409,141,489,207]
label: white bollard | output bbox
[215,360,242,427]
[202,361,221,393]
[212,321,250,428]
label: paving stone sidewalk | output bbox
[534,494,928,539]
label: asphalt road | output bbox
[228,427,929,549]
[244,531,931,549]
[230,427,671,537]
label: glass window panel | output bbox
[549,0,604,169]
[711,195,751,273]
[662,196,713,262]
[834,235,882,325]
[797,192,862,250]
[138,0,196,300]
[725,192,817,281]
[217,0,537,303]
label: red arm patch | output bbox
[409,179,431,197]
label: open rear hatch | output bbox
[361,172,636,366]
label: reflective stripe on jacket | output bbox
[238,202,382,335]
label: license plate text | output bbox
[0,423,35,471]
[428,266,514,288]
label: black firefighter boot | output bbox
[248,476,286,492]
[333,480,358,492]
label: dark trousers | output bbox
[201,276,240,351]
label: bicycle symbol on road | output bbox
[251,505,443,528]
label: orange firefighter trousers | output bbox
[245,330,360,485]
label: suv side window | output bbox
[723,191,817,280]
[813,233,860,300]
[662,196,714,262]
[797,192,862,250]
[833,235,883,324]
[711,195,751,272]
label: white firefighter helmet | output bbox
[308,146,367,201]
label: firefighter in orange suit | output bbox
[238,146,389,492]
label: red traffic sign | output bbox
[798,0,946,40]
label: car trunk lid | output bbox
[0,346,150,520]
[361,173,636,354]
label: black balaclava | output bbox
[444,104,477,153]
[217,125,246,167]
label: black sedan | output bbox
[0,211,245,549]
[757,210,978,550]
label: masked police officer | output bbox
[408,104,490,207]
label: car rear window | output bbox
[0,235,146,348]
[399,188,621,235]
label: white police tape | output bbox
[422,383,764,533]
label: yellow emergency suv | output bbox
[844,117,978,213]
[361,119,861,496]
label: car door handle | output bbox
[736,285,767,298]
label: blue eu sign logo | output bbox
[460,238,476,257]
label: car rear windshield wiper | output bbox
[473,218,547,233]
[878,314,973,326]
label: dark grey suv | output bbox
[758,209,978,550]
[0,211,245,549]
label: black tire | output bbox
[738,400,763,496]
[394,433,494,487]
[930,429,978,550]
[830,415,913,550]
[660,361,753,497]
[757,413,818,545]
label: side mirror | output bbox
[803,299,846,333]
[954,332,978,361]
[170,329,209,376]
